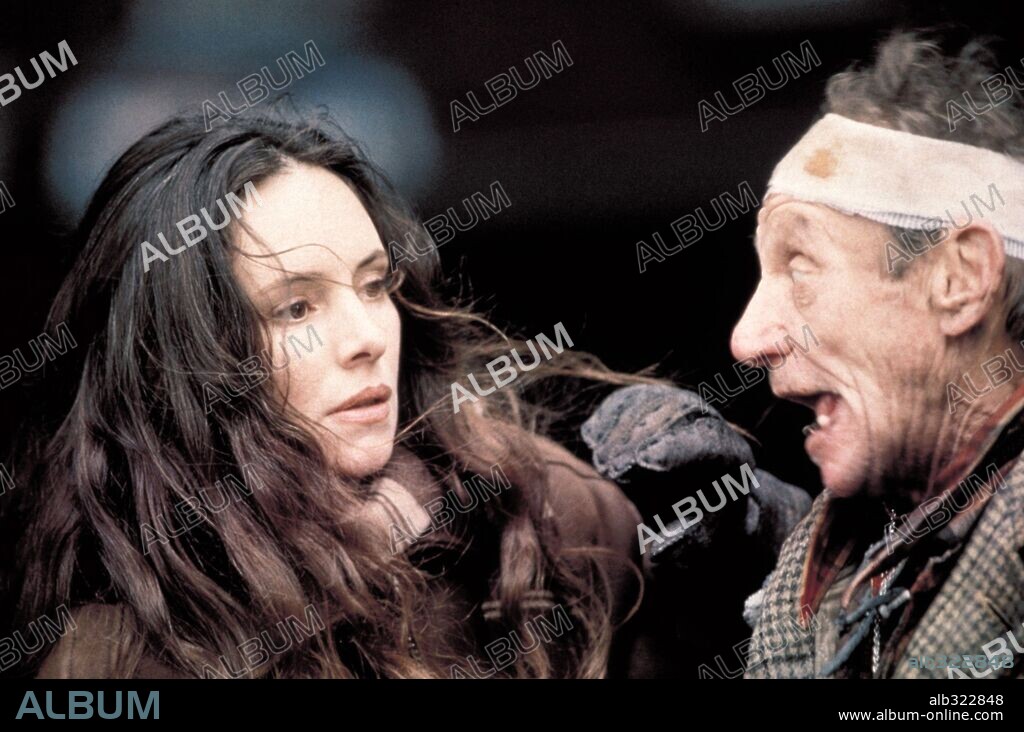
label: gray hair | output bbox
[822,30,1024,341]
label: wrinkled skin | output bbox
[731,194,1016,503]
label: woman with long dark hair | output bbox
[1,108,668,679]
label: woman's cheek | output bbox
[385,304,401,355]
[268,334,324,414]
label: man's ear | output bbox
[930,221,1005,337]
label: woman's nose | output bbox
[331,295,387,368]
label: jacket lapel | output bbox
[895,454,1024,678]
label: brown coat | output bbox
[34,435,652,679]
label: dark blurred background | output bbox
[1,0,1022,496]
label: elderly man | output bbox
[729,32,1024,679]
[583,31,1024,680]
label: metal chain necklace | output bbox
[871,567,896,677]
[873,504,900,678]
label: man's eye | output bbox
[274,300,311,321]
[788,255,815,282]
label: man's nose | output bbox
[730,281,787,367]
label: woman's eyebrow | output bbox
[256,272,329,298]
[256,251,389,296]
[354,250,388,270]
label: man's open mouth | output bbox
[778,389,843,440]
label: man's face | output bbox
[730,194,950,497]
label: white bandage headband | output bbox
[766,113,1024,259]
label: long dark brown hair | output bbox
[2,107,649,678]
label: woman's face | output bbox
[230,160,402,478]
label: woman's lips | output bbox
[329,402,390,424]
[326,385,392,425]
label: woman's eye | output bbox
[360,272,397,299]
[273,300,311,321]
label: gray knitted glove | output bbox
[581,384,753,480]
[581,384,811,567]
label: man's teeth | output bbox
[802,413,832,436]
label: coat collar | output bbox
[891,454,1024,677]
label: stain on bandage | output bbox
[805,147,838,179]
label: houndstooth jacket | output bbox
[744,451,1024,679]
